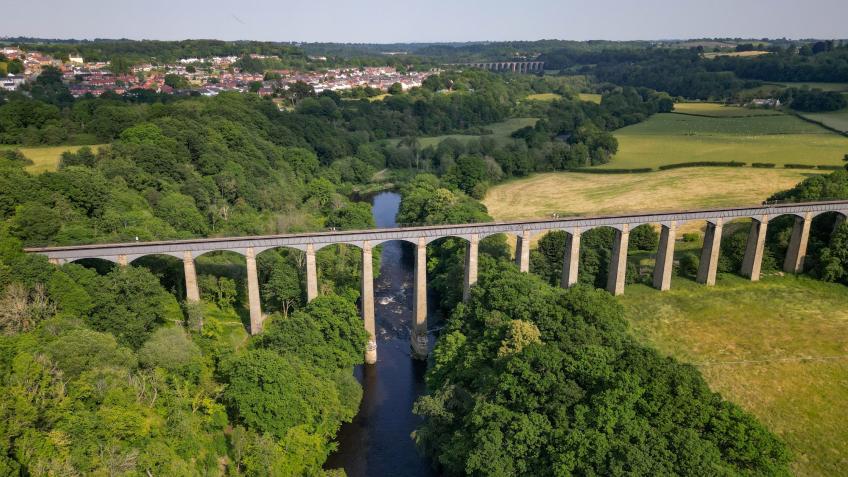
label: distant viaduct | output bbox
[451,61,545,73]
[26,200,848,364]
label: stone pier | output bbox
[361,241,377,364]
[697,219,723,286]
[741,215,769,281]
[463,234,479,302]
[607,225,630,296]
[411,237,428,359]
[515,230,531,273]
[305,243,318,302]
[183,250,200,303]
[784,213,811,274]
[653,222,676,291]
[245,247,263,335]
[27,200,848,342]
[560,228,580,288]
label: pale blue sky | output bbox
[5,0,847,42]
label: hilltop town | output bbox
[0,46,436,103]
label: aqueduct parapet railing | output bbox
[26,200,848,362]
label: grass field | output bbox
[384,117,537,148]
[0,144,105,173]
[483,168,814,223]
[526,93,561,102]
[620,275,848,476]
[601,112,848,169]
[797,108,848,133]
[702,50,770,59]
[777,82,848,92]
[672,102,782,117]
[578,93,602,104]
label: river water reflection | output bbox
[325,191,438,477]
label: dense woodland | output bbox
[414,262,790,475]
[0,37,847,475]
[539,42,848,102]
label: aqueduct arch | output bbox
[32,200,848,362]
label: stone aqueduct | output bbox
[27,201,848,364]
[454,61,545,73]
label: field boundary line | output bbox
[789,111,848,137]
[694,355,848,366]
[670,111,783,119]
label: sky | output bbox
[5,0,847,43]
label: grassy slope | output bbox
[798,107,848,133]
[672,102,783,117]
[483,168,812,224]
[777,82,848,92]
[601,111,848,169]
[526,93,561,102]
[702,50,770,58]
[384,117,537,148]
[0,144,105,174]
[620,275,848,476]
[578,93,602,104]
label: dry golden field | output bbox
[483,168,813,226]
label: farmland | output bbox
[796,105,848,133]
[672,102,782,117]
[383,117,537,148]
[578,93,602,104]
[702,50,770,58]
[620,275,848,476]
[482,167,813,222]
[600,110,848,169]
[525,93,561,102]
[0,144,105,174]
[777,82,848,92]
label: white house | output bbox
[0,74,25,91]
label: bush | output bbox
[567,167,653,174]
[678,252,700,278]
[817,165,844,171]
[658,161,745,170]
[752,162,776,168]
[629,224,659,251]
[138,326,203,378]
[682,232,700,242]
[784,164,817,169]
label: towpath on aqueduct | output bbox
[26,200,848,363]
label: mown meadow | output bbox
[0,144,105,173]
[601,105,848,169]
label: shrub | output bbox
[682,232,700,242]
[752,162,776,168]
[567,167,653,174]
[658,161,745,170]
[629,224,659,252]
[678,252,700,278]
[783,164,816,169]
[138,326,203,378]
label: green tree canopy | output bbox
[414,258,790,476]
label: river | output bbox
[325,191,439,477]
